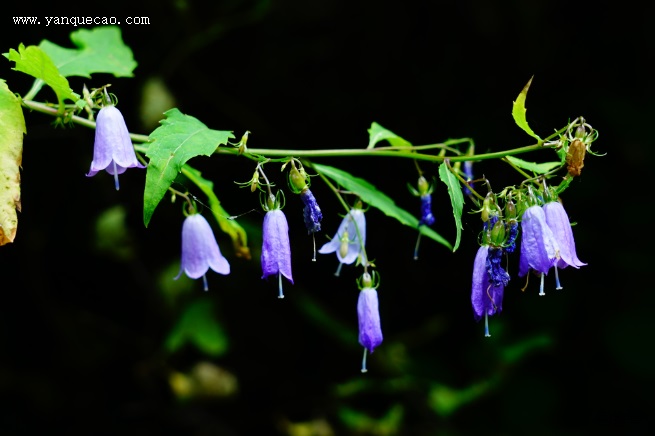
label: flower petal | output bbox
[357,288,383,353]
[261,209,293,283]
[543,202,586,269]
[518,205,559,276]
[177,214,230,280]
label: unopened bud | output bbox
[289,165,307,193]
[490,220,506,246]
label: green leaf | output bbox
[143,108,235,227]
[39,26,137,78]
[505,155,561,174]
[312,163,452,251]
[511,76,542,141]
[165,299,229,356]
[0,80,26,245]
[181,165,251,259]
[4,44,79,108]
[366,122,412,149]
[438,162,463,252]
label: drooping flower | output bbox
[175,213,230,291]
[357,272,382,373]
[318,206,366,275]
[543,200,586,289]
[471,244,504,337]
[87,105,146,190]
[287,161,323,234]
[261,200,293,299]
[518,204,560,277]
[300,189,323,234]
[463,160,474,196]
[486,246,510,287]
[419,194,436,226]
[543,201,586,270]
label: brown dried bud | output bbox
[566,139,586,177]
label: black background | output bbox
[1,1,653,435]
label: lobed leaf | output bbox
[438,162,463,252]
[366,122,412,149]
[511,76,542,141]
[4,44,79,107]
[0,80,26,245]
[312,163,453,251]
[143,108,234,227]
[39,26,137,79]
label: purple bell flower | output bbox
[87,105,146,190]
[175,213,230,291]
[261,208,293,298]
[543,201,586,290]
[300,189,323,234]
[463,160,474,196]
[518,205,560,277]
[419,194,436,226]
[357,274,383,373]
[543,201,586,270]
[318,208,366,275]
[471,245,504,337]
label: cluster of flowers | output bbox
[471,187,586,336]
[86,99,381,371]
[85,95,591,370]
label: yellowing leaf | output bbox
[511,76,542,141]
[0,80,26,245]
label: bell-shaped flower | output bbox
[300,189,323,234]
[471,245,504,337]
[357,272,382,373]
[175,213,230,291]
[287,161,322,234]
[318,207,366,275]
[543,200,586,290]
[261,206,293,299]
[543,201,586,270]
[419,194,436,226]
[518,204,560,277]
[87,105,145,190]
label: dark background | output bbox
[1,1,652,435]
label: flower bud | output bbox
[490,219,506,246]
[417,175,430,196]
[289,165,308,193]
[566,139,586,177]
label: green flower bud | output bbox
[481,195,493,222]
[417,175,430,196]
[490,220,506,246]
[289,165,308,193]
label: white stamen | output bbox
[312,234,317,262]
[278,272,285,299]
[413,232,423,260]
[554,265,563,290]
[361,348,368,373]
[113,161,120,190]
[202,275,208,291]
[484,312,491,337]
[539,272,545,296]
[334,262,343,277]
